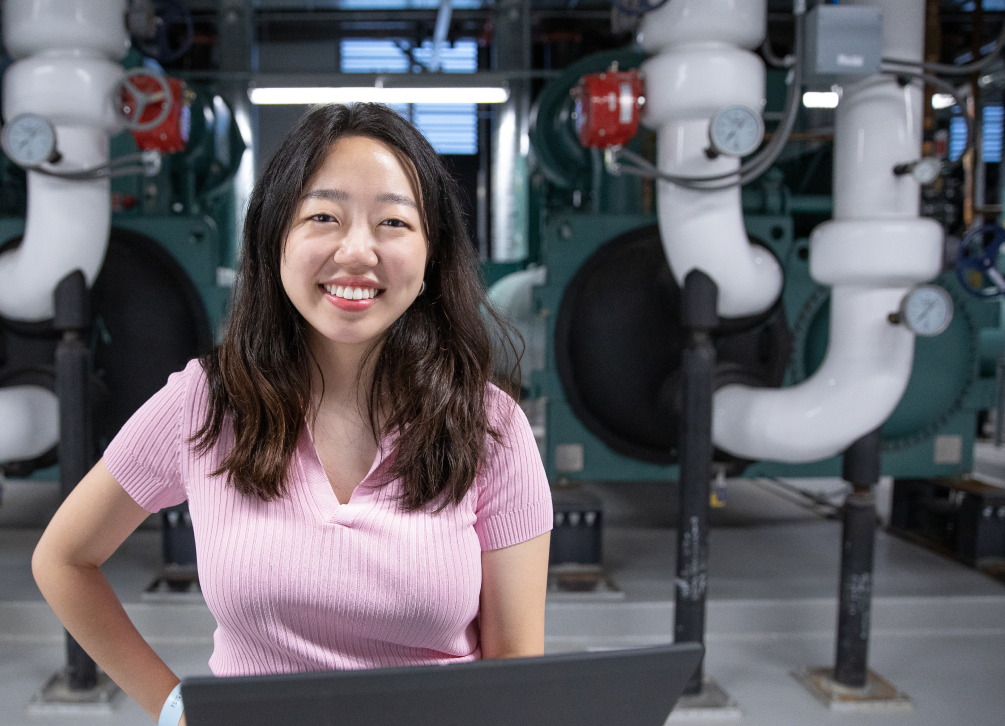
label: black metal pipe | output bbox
[55,270,97,691]
[834,428,881,688]
[674,270,718,696]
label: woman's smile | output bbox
[321,276,385,311]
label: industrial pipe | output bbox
[0,0,127,322]
[0,0,127,464]
[638,0,783,318]
[713,0,943,463]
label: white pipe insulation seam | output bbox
[0,0,128,464]
[712,0,944,463]
[637,0,783,319]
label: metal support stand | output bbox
[835,430,881,687]
[793,429,911,713]
[30,270,120,713]
[674,270,717,695]
[670,271,740,720]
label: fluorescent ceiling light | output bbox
[249,86,509,105]
[931,93,957,110]
[802,91,839,109]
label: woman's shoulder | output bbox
[483,381,521,427]
[162,357,210,405]
[140,357,212,431]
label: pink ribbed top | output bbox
[103,359,552,676]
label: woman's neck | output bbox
[308,332,379,415]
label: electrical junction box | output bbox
[550,488,604,565]
[804,5,883,87]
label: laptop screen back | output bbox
[182,643,703,726]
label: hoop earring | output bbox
[420,281,426,295]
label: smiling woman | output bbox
[31,104,552,726]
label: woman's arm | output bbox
[479,531,551,659]
[32,459,185,723]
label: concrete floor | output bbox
[2,475,1004,726]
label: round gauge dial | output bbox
[708,104,764,158]
[899,285,953,337]
[1,113,58,168]
[912,157,942,185]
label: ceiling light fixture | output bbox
[802,91,840,109]
[248,86,510,105]
[930,93,957,110]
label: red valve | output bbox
[125,76,191,154]
[573,67,644,148]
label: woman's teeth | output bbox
[324,285,378,300]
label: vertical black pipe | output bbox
[675,270,718,695]
[54,270,98,691]
[834,428,882,688]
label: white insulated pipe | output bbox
[0,0,128,463]
[0,124,113,319]
[713,0,944,463]
[0,387,60,462]
[0,0,127,321]
[638,0,783,318]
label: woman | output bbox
[32,103,552,726]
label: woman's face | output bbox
[281,135,428,352]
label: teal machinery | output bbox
[492,50,1004,486]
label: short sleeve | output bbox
[473,386,553,551]
[103,359,200,513]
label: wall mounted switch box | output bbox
[804,5,883,87]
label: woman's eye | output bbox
[311,213,336,223]
[382,218,408,228]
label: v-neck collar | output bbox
[298,422,396,525]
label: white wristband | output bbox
[158,683,184,726]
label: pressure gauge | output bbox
[897,285,953,337]
[708,104,764,158]
[911,157,943,185]
[1,113,60,168]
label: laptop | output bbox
[181,643,704,726]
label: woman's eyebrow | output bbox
[302,188,351,202]
[301,188,417,209]
[374,192,418,209]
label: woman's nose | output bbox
[333,224,379,267]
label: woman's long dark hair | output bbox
[194,103,519,511]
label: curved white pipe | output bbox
[712,0,943,463]
[715,288,913,463]
[0,127,111,320]
[487,267,548,386]
[0,387,60,462]
[715,219,942,462]
[0,52,124,321]
[0,0,126,462]
[639,0,781,318]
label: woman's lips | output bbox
[320,283,379,312]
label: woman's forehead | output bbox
[302,136,425,212]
